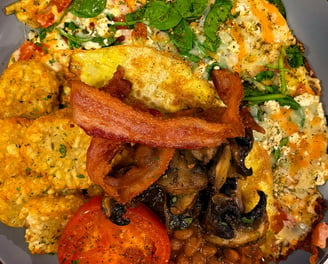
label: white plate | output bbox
[0,0,327,263]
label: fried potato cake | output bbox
[20,194,85,254]
[0,172,53,227]
[0,60,60,119]
[20,108,92,190]
[0,117,31,183]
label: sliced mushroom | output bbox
[229,128,254,177]
[210,144,232,192]
[137,185,199,233]
[101,196,130,226]
[169,192,198,215]
[157,150,208,195]
[204,190,268,247]
[191,147,218,164]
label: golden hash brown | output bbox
[0,173,52,227]
[0,117,31,183]
[0,60,60,119]
[20,108,93,190]
[20,194,85,254]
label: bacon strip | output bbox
[71,70,245,149]
[211,69,244,135]
[87,137,174,204]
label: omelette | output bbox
[0,0,327,263]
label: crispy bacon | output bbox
[87,137,174,204]
[240,107,265,134]
[71,69,245,149]
[211,69,244,135]
[102,66,132,100]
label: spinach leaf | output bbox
[174,0,208,20]
[266,0,286,18]
[254,70,275,82]
[203,0,233,52]
[125,5,146,24]
[69,0,106,18]
[143,1,182,30]
[286,45,304,68]
[170,19,195,52]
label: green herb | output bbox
[241,216,254,224]
[243,80,300,110]
[271,136,289,162]
[56,28,116,49]
[69,0,106,18]
[278,45,287,94]
[285,45,304,68]
[64,21,79,31]
[203,0,233,52]
[254,70,275,82]
[48,58,56,65]
[59,144,67,158]
[77,174,85,179]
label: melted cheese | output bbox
[252,94,328,258]
[217,0,295,76]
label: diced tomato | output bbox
[36,0,72,28]
[57,196,171,264]
[18,41,47,61]
[50,0,72,12]
[309,222,328,264]
[311,222,328,249]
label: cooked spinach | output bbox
[173,0,208,20]
[286,45,304,68]
[124,0,233,58]
[143,1,182,30]
[169,19,195,52]
[254,70,275,82]
[203,0,233,52]
[69,0,106,18]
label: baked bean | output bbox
[171,238,184,251]
[184,236,202,257]
[223,248,240,263]
[201,244,217,258]
[174,228,194,240]
[191,251,205,263]
[176,254,190,264]
[207,256,221,264]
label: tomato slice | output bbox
[57,196,170,264]
[36,0,72,28]
[18,41,47,61]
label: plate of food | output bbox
[0,0,327,264]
